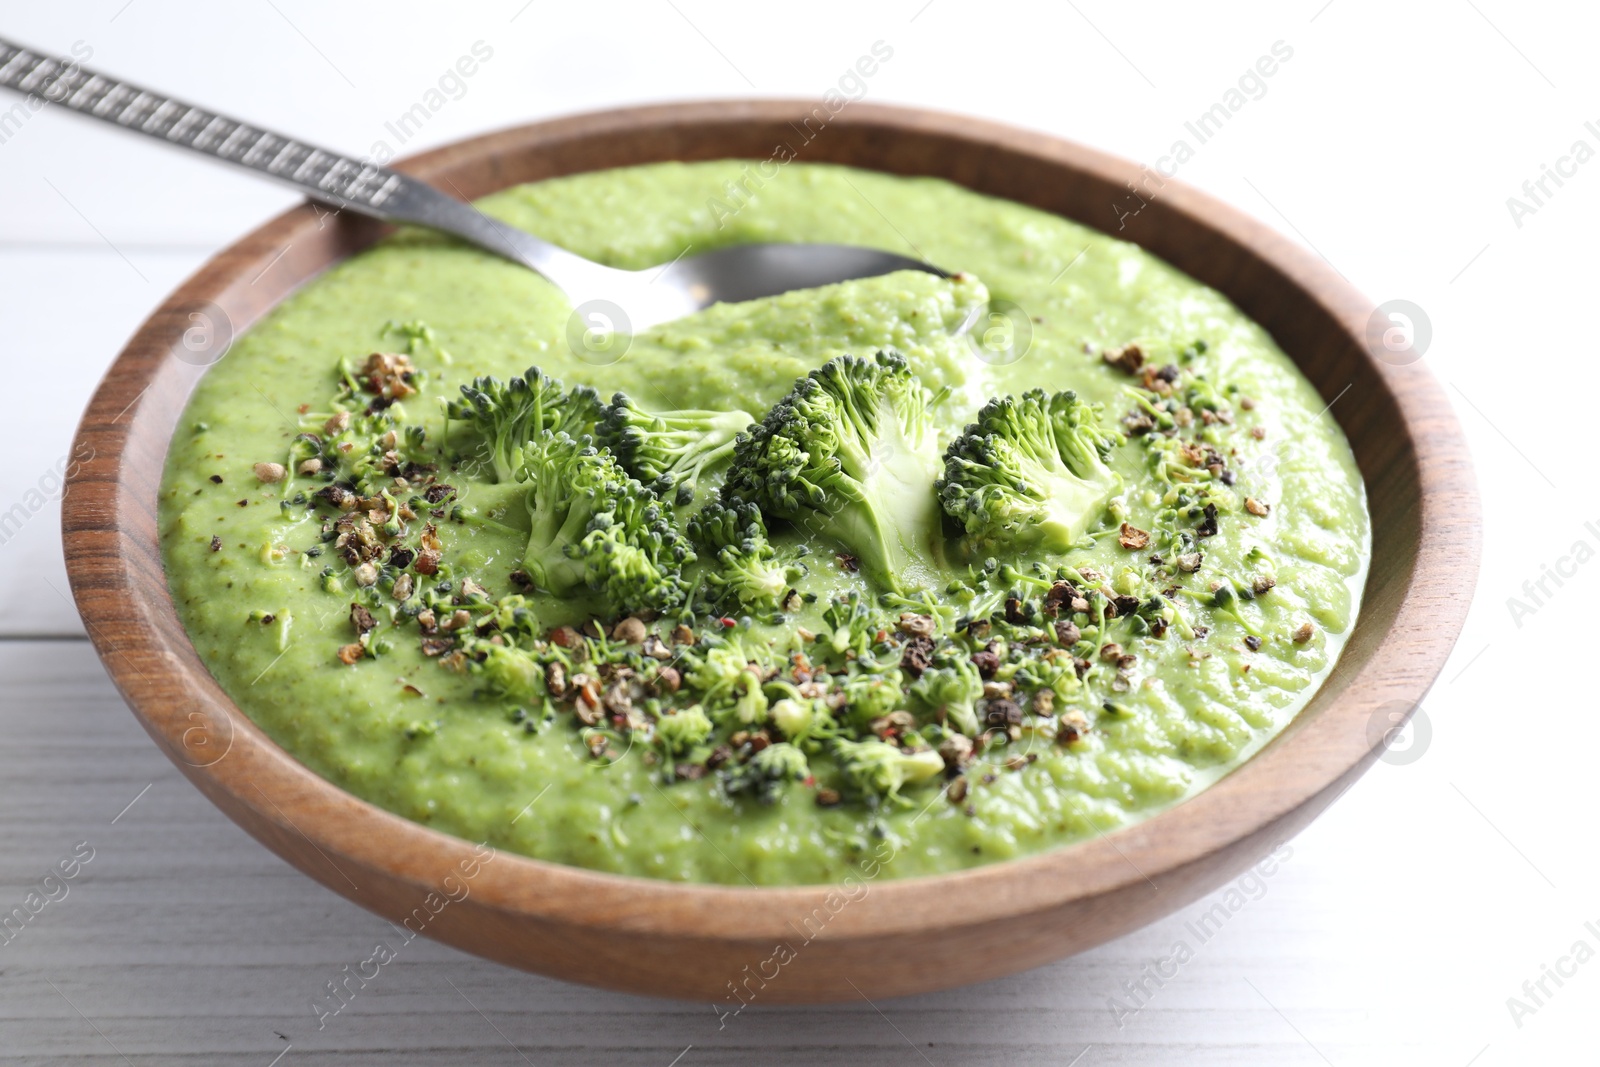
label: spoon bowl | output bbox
[621,242,946,328]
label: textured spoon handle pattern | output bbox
[0,37,403,211]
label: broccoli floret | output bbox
[518,432,694,614]
[938,389,1123,555]
[723,351,948,594]
[769,696,837,746]
[1188,579,1262,638]
[599,394,753,504]
[474,594,543,642]
[909,656,983,735]
[683,637,769,724]
[812,591,900,670]
[830,738,944,804]
[655,705,714,756]
[445,367,603,483]
[462,639,553,705]
[842,671,906,729]
[721,742,810,804]
[686,500,808,614]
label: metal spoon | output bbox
[0,37,944,332]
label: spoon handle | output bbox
[0,37,596,287]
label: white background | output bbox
[0,1,1590,1063]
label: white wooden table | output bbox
[1,2,1593,1061]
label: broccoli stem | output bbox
[830,439,945,590]
[808,372,946,591]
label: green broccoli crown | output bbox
[818,590,883,662]
[842,670,906,728]
[682,635,769,725]
[937,389,1123,555]
[769,695,835,745]
[517,432,695,614]
[686,500,807,614]
[908,655,983,735]
[446,367,603,483]
[721,741,810,804]
[722,350,947,594]
[464,640,548,705]
[831,738,944,804]
[598,394,753,503]
[754,741,809,780]
[563,384,606,434]
[476,593,542,643]
[655,704,714,756]
[687,498,766,555]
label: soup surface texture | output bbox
[159,162,1369,885]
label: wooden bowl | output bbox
[62,101,1478,1002]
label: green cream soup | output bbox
[159,162,1368,885]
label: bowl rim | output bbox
[62,99,1479,952]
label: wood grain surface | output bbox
[59,101,1480,1002]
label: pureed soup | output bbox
[159,162,1369,886]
